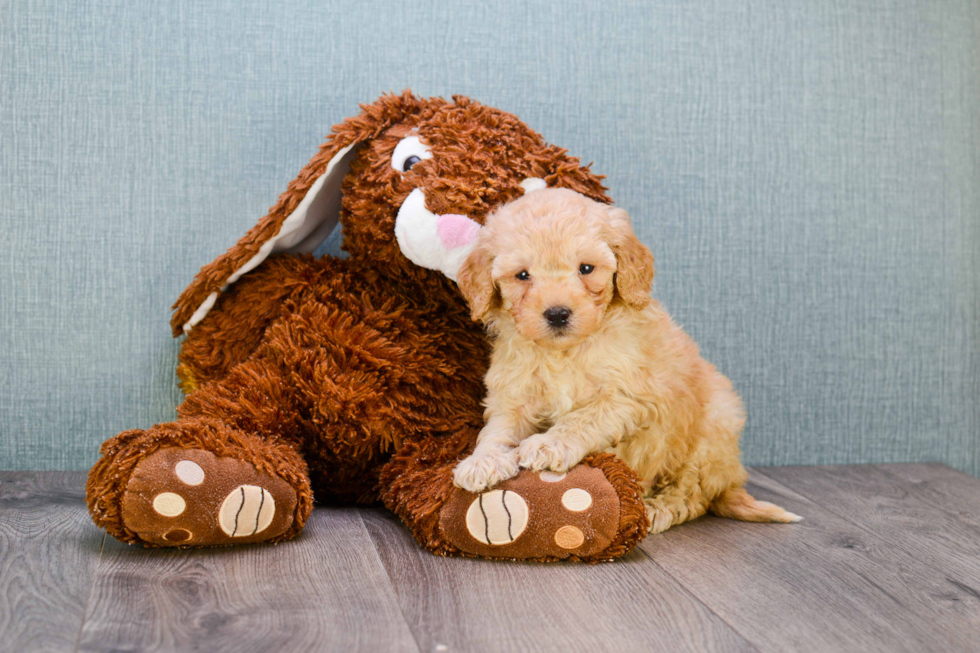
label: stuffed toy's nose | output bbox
[436,214,481,250]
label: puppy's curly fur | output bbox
[454,188,801,533]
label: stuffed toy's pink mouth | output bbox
[394,180,545,282]
[436,214,481,250]
[394,188,480,282]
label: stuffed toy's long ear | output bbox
[606,207,654,309]
[455,237,496,322]
[171,91,430,336]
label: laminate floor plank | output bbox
[0,472,104,652]
[876,462,980,529]
[640,468,980,653]
[78,505,419,653]
[362,507,754,653]
[761,464,980,594]
[8,467,980,653]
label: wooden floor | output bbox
[2,465,979,652]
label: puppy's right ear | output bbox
[171,90,439,336]
[456,238,496,322]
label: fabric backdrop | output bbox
[2,0,977,475]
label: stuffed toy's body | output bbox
[87,92,649,561]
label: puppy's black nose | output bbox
[543,306,572,328]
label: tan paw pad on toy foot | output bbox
[464,489,529,545]
[121,448,297,546]
[440,465,620,560]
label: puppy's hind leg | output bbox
[697,374,802,525]
[643,463,710,534]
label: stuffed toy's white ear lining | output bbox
[182,144,358,334]
[184,159,547,333]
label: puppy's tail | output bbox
[708,487,802,523]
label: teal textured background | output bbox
[1,0,977,474]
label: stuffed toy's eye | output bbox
[579,264,594,275]
[403,155,421,171]
[516,270,530,281]
[391,136,432,173]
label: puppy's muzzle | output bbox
[543,306,572,330]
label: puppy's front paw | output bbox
[453,449,520,493]
[517,435,577,473]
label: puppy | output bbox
[452,188,800,533]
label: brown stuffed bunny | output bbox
[86,92,649,561]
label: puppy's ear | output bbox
[456,238,496,322]
[606,207,654,308]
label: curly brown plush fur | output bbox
[86,91,649,561]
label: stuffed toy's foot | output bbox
[439,454,648,561]
[120,447,298,546]
[382,433,649,562]
[87,419,313,547]
[441,464,617,558]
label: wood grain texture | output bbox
[641,468,980,653]
[0,472,104,652]
[876,462,980,527]
[362,508,754,653]
[762,464,980,597]
[77,506,419,653]
[4,466,980,652]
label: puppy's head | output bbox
[458,188,654,348]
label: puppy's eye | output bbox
[516,270,530,281]
[391,135,432,174]
[579,264,595,275]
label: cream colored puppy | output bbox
[452,188,800,533]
